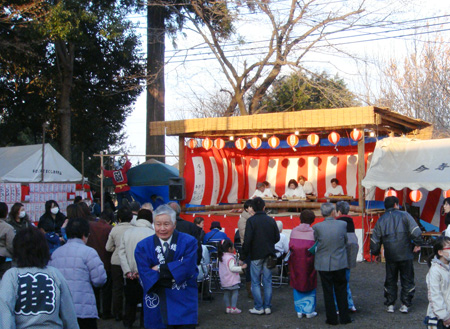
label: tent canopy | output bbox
[362,137,450,191]
[0,144,82,183]
[127,159,179,186]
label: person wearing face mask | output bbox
[7,203,31,232]
[38,200,67,236]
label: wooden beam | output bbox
[357,134,365,233]
[382,115,420,130]
[179,136,185,178]
[181,201,362,212]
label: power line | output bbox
[133,13,450,60]
[158,20,450,61]
[162,26,450,64]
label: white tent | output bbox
[0,144,82,183]
[362,137,450,191]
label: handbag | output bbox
[265,254,277,269]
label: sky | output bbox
[122,0,450,167]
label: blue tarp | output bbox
[130,186,171,209]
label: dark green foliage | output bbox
[261,71,359,113]
[0,0,145,182]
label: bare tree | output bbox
[183,0,404,116]
[370,36,450,137]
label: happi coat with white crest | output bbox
[135,230,198,328]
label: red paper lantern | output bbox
[444,190,450,198]
[350,129,363,142]
[307,133,319,146]
[187,139,197,149]
[328,132,340,145]
[214,138,225,150]
[249,137,262,150]
[235,138,247,150]
[287,134,299,148]
[384,189,397,198]
[268,135,280,149]
[409,190,423,203]
[202,138,213,150]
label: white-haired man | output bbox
[135,204,198,329]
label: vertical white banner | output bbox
[190,157,206,205]
[266,159,279,191]
[346,155,358,198]
[325,156,338,193]
[227,159,238,203]
[209,157,221,205]
[219,158,229,202]
[285,158,300,194]
[247,158,260,197]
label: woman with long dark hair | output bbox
[0,227,78,328]
[38,200,66,236]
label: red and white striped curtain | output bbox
[183,142,445,227]
[183,144,376,204]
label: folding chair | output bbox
[272,252,290,288]
[205,242,222,293]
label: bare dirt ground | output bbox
[99,259,429,329]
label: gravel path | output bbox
[99,259,430,329]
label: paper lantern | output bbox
[328,131,340,145]
[235,138,247,150]
[187,139,197,149]
[307,133,319,146]
[202,138,213,150]
[250,136,262,150]
[444,190,450,198]
[409,190,423,203]
[350,129,363,142]
[384,189,397,198]
[268,135,280,149]
[214,138,225,150]
[287,134,299,148]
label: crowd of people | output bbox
[0,195,450,328]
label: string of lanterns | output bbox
[385,189,450,203]
[187,129,364,151]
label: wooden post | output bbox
[100,151,104,212]
[357,134,366,233]
[179,136,185,177]
[81,152,85,193]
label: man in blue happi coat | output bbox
[135,204,198,329]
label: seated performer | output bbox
[282,179,306,199]
[263,181,278,198]
[298,175,315,196]
[324,178,345,197]
[251,182,275,199]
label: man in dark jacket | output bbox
[168,202,201,238]
[168,201,202,264]
[242,197,280,315]
[370,196,423,314]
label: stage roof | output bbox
[149,106,431,139]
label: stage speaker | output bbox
[168,177,185,201]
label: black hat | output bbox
[210,221,221,230]
[130,201,141,212]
